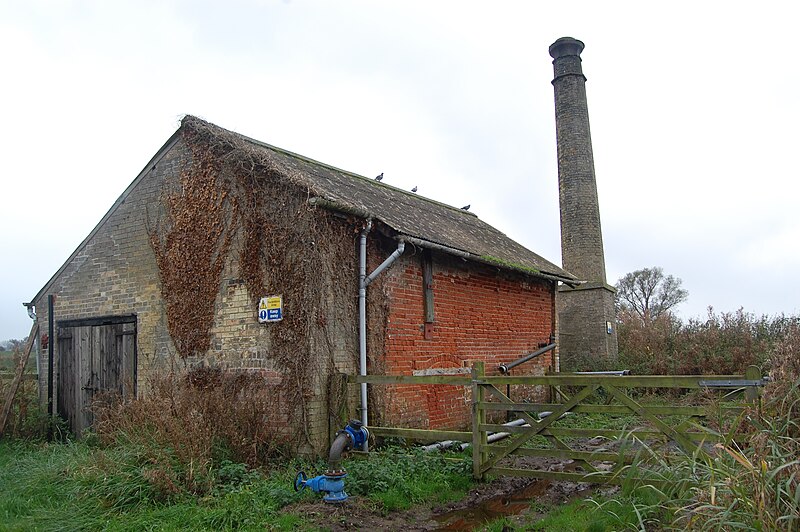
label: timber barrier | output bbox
[351,362,764,484]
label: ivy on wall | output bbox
[149,131,237,359]
[149,118,360,449]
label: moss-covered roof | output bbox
[183,115,575,283]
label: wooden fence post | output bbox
[471,361,486,480]
[0,323,38,438]
[744,365,762,413]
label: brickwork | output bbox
[557,283,618,370]
[31,130,557,454]
[31,136,359,454]
[550,37,618,363]
[379,250,556,429]
[33,137,184,404]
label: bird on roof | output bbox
[461,205,470,210]
[411,186,418,193]
[375,173,383,181]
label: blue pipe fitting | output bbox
[342,419,369,450]
[294,471,348,503]
[293,420,369,504]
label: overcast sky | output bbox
[1,0,798,341]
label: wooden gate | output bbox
[470,361,763,484]
[57,316,137,437]
[353,361,764,485]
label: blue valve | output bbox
[342,419,369,450]
[292,420,370,503]
[294,470,348,503]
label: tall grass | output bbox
[0,439,308,531]
[344,446,472,511]
[599,324,800,530]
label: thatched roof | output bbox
[182,115,574,283]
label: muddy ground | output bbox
[284,450,622,531]
[287,475,619,531]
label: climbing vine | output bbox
[149,117,359,449]
[149,133,237,358]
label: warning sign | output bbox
[258,296,283,323]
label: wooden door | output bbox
[57,316,137,437]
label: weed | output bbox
[93,367,291,483]
[343,446,471,511]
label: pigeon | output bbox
[375,173,383,181]
[411,186,418,193]
[461,205,470,210]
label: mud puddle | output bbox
[433,479,552,530]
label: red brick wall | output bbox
[381,251,556,429]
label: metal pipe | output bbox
[498,343,556,373]
[365,241,405,286]
[574,370,630,375]
[358,222,405,452]
[421,418,528,452]
[358,220,372,442]
[47,295,54,440]
[23,303,39,377]
[327,431,352,473]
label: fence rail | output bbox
[351,363,763,484]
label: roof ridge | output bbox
[181,115,479,218]
[179,115,573,282]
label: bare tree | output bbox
[615,267,688,324]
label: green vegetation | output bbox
[636,325,799,530]
[2,307,797,530]
[345,447,471,511]
[479,255,540,276]
[0,440,471,530]
[1,366,472,529]
[0,439,310,531]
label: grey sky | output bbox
[1,0,798,341]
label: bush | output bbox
[617,308,798,375]
[92,367,292,495]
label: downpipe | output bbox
[358,220,405,450]
[358,221,371,443]
[294,420,369,504]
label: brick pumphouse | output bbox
[26,37,615,455]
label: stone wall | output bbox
[550,37,618,363]
[557,283,618,371]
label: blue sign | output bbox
[258,295,284,323]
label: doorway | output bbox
[56,315,137,437]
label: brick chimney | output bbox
[549,37,618,368]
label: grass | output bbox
[0,439,311,531]
[345,447,472,511]
[0,439,472,530]
[477,487,672,531]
